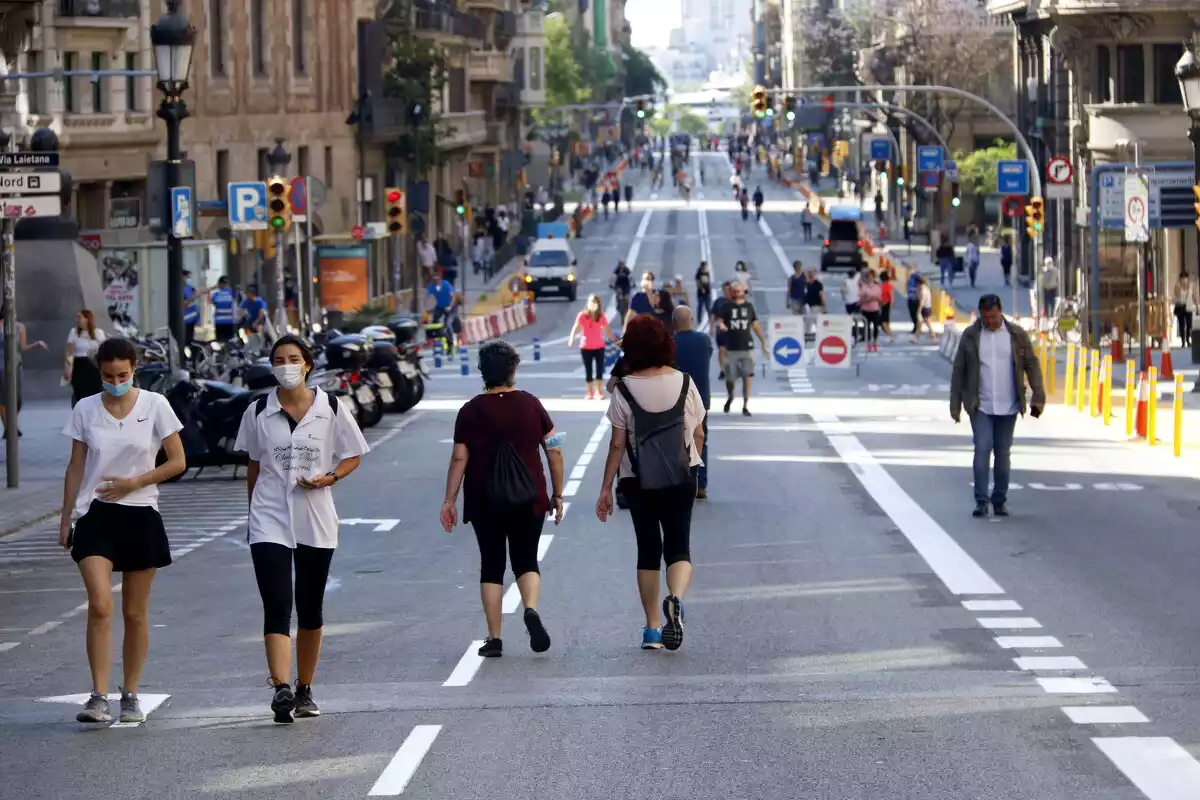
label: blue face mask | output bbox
[102,378,134,397]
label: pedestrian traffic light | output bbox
[385,187,406,236]
[454,189,467,217]
[266,176,291,232]
[783,95,795,121]
[636,100,646,119]
[1193,185,1200,230]
[751,85,767,117]
[950,182,961,207]
[1025,196,1045,237]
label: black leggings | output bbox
[472,506,546,584]
[250,542,335,637]
[619,476,695,571]
[863,310,882,344]
[581,347,605,382]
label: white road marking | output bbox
[1094,737,1200,799]
[37,692,170,728]
[977,617,1042,630]
[569,465,587,481]
[501,583,522,614]
[994,636,1063,649]
[562,480,580,497]
[0,642,19,652]
[1013,656,1087,671]
[1036,676,1117,694]
[576,452,593,466]
[442,642,487,687]
[626,210,653,272]
[809,411,1004,595]
[368,411,426,449]
[341,519,401,532]
[27,620,63,636]
[962,600,1022,612]
[368,725,443,796]
[757,217,795,277]
[698,207,711,263]
[1062,706,1149,724]
[536,534,554,562]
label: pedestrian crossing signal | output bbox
[783,95,795,121]
[266,176,291,232]
[454,189,467,217]
[385,187,406,236]
[636,100,646,119]
[1025,196,1044,237]
[751,85,767,118]
[950,182,961,207]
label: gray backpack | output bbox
[617,374,693,490]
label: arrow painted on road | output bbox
[38,693,170,727]
[341,519,401,532]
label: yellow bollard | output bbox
[1064,344,1076,406]
[1125,359,1136,436]
[1089,350,1101,417]
[1047,346,1057,397]
[1148,366,1158,446]
[1102,354,1113,425]
[1174,374,1184,457]
[1076,348,1089,413]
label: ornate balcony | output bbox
[440,110,488,151]
[469,50,511,83]
[411,0,486,42]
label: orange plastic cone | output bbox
[1111,326,1123,362]
[1159,339,1174,380]
[1134,371,1149,438]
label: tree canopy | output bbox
[622,43,666,98]
[545,13,587,107]
[957,139,1017,196]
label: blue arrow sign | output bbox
[773,336,802,367]
[870,138,890,161]
[997,160,1030,196]
[917,146,944,172]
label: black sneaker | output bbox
[992,503,1009,517]
[294,683,320,717]
[972,503,989,518]
[524,608,551,653]
[478,637,503,658]
[723,398,732,413]
[270,683,295,724]
[662,595,685,651]
[742,406,751,417]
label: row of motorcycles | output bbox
[131,314,430,481]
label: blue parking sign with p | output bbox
[227,181,268,230]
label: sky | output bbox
[625,0,680,51]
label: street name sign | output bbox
[0,152,58,168]
[0,172,61,194]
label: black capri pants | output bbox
[250,542,335,637]
[471,505,546,585]
[619,477,695,571]
[581,347,606,382]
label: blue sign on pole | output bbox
[917,146,944,172]
[996,161,1030,196]
[773,337,803,367]
[227,181,268,231]
[870,138,890,161]
[169,186,193,239]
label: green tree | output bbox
[650,116,672,138]
[545,13,588,107]
[380,2,453,171]
[676,110,709,138]
[957,139,1017,196]
[622,43,666,98]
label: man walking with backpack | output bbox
[596,317,706,651]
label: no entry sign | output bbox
[814,314,853,369]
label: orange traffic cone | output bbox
[1159,339,1174,380]
[1111,326,1123,362]
[1134,371,1149,439]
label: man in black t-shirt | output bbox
[709,281,733,380]
[716,282,768,416]
[803,269,826,335]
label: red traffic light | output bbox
[387,190,402,203]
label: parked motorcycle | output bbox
[362,323,427,413]
[314,333,383,428]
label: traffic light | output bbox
[1025,196,1044,237]
[636,100,646,119]
[751,85,767,118]
[950,182,961,207]
[783,95,795,121]
[1193,185,1200,230]
[385,187,406,236]
[266,176,291,232]
[454,189,468,217]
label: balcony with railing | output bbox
[494,11,517,47]
[411,0,486,41]
[57,0,140,19]
[469,50,511,83]
[440,109,488,150]
[515,10,542,39]
[464,0,508,12]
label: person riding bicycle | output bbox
[425,273,459,349]
[612,260,633,318]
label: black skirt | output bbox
[71,357,102,407]
[71,501,172,572]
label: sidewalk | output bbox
[0,401,70,536]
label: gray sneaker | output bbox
[119,689,144,723]
[294,684,320,718]
[76,693,112,723]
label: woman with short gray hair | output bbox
[440,341,566,658]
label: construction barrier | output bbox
[1125,360,1136,437]
[1135,371,1149,439]
[1064,344,1076,406]
[1076,350,1088,414]
[460,299,535,345]
[1147,366,1159,445]
[1174,374,1185,457]
[1102,354,1113,426]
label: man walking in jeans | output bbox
[950,294,1045,518]
[672,306,712,499]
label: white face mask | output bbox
[272,364,306,389]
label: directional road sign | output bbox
[1124,173,1149,243]
[0,196,62,217]
[290,176,308,223]
[996,160,1030,196]
[870,138,890,161]
[227,181,268,231]
[917,146,944,172]
[944,160,959,181]
[0,152,58,168]
[0,172,60,194]
[1046,155,1074,200]
[814,314,852,369]
[1098,167,1195,229]
[768,316,806,369]
[170,186,193,239]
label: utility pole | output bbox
[2,132,17,488]
[266,140,293,334]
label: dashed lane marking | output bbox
[1063,707,1149,724]
[369,725,443,796]
[994,636,1063,649]
[1037,677,1118,694]
[443,643,486,688]
[1093,738,1200,800]
[976,617,1042,630]
[1013,656,1087,671]
[36,692,171,729]
[962,600,1022,612]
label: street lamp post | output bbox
[267,140,292,332]
[150,0,195,365]
[1176,42,1200,391]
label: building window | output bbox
[125,53,140,111]
[210,0,226,78]
[257,148,269,180]
[90,52,105,112]
[251,0,267,77]
[292,0,307,76]
[1116,44,1145,103]
[1096,45,1111,102]
[1154,43,1184,105]
[25,51,41,114]
[64,52,77,112]
[448,68,466,113]
[324,146,333,189]
[216,149,230,195]
[297,146,310,179]
[529,46,542,91]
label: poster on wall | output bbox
[98,249,140,329]
[317,245,369,313]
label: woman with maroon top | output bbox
[440,341,566,658]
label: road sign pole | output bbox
[274,228,287,334]
[3,206,17,489]
[292,223,303,331]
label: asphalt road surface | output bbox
[2,151,1200,799]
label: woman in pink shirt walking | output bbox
[568,294,616,399]
[858,270,884,352]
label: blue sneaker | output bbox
[662,595,685,651]
[641,627,663,650]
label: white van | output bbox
[523,238,578,301]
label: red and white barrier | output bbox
[460,299,535,345]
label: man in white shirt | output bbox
[949,294,1046,518]
[1040,256,1061,316]
[417,237,438,283]
[841,270,863,342]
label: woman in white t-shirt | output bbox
[234,334,370,724]
[59,337,187,725]
[64,308,106,406]
[595,316,705,653]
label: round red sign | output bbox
[822,96,834,113]
[818,337,847,365]
[351,225,365,240]
[1001,195,1026,219]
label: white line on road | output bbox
[977,617,1042,630]
[0,642,18,652]
[994,636,1063,649]
[1037,676,1117,694]
[562,480,580,497]
[1013,656,1087,671]
[368,412,427,449]
[698,207,711,263]
[536,534,554,562]
[443,642,486,687]
[626,210,653,271]
[368,725,443,796]
[962,599,1022,612]
[501,583,522,614]
[757,217,795,278]
[1093,737,1200,799]
[569,464,587,481]
[1062,706,1148,724]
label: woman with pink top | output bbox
[568,294,616,399]
[858,270,884,353]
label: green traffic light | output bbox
[270,217,284,228]
[456,205,466,215]
[897,177,905,186]
[765,108,774,117]
[637,110,645,118]
[951,197,961,207]
[786,111,795,121]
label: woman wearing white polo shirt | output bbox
[59,337,187,724]
[234,334,369,724]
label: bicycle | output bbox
[1050,296,1084,345]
